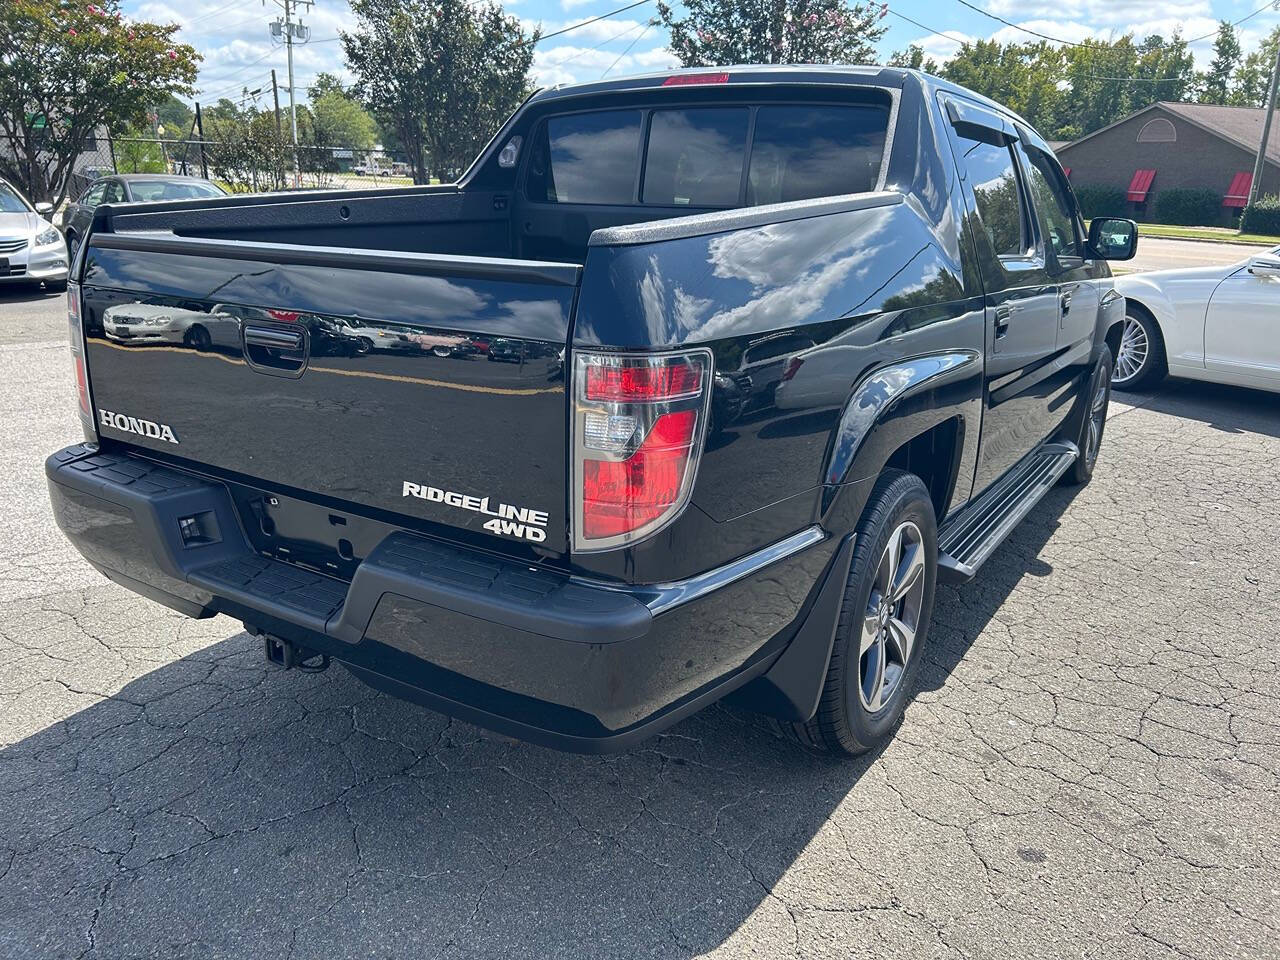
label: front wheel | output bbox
[1112,309,1166,390]
[776,470,938,755]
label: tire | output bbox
[774,470,938,755]
[65,231,78,260]
[357,337,374,355]
[1112,306,1166,391]
[1064,349,1112,486]
[183,325,211,351]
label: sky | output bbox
[122,0,1280,112]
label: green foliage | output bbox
[1233,26,1280,107]
[1072,184,1129,220]
[310,90,378,151]
[1151,187,1223,226]
[1241,194,1280,234]
[656,0,888,67]
[942,39,1065,135]
[342,0,537,183]
[155,95,194,139]
[0,0,199,203]
[886,44,938,74]
[1199,21,1242,104]
[113,127,166,173]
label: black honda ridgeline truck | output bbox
[48,67,1137,755]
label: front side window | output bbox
[641,107,748,207]
[527,110,643,204]
[101,181,125,204]
[958,138,1028,259]
[1018,145,1083,261]
[747,105,888,205]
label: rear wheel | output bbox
[775,470,937,755]
[1112,308,1166,390]
[1064,350,1112,486]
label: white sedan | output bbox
[1113,247,1280,393]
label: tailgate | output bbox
[80,234,578,556]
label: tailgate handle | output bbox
[245,326,304,350]
[243,323,308,379]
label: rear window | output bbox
[641,107,749,207]
[747,105,887,205]
[128,180,226,202]
[526,101,888,207]
[527,110,643,204]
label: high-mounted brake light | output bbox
[572,350,712,552]
[662,73,730,86]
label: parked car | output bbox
[0,176,69,290]
[1112,246,1280,394]
[47,67,1136,758]
[61,174,225,258]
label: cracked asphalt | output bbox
[2,285,1279,959]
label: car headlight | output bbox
[35,225,62,247]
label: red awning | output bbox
[1224,171,1253,208]
[1127,169,1156,203]
[1062,167,1071,178]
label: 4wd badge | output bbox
[402,481,549,543]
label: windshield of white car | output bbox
[0,182,31,213]
[127,180,225,202]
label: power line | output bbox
[601,20,654,77]
[945,0,1277,49]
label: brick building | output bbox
[1055,102,1280,223]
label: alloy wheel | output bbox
[859,520,926,713]
[1086,370,1108,467]
[1114,316,1149,385]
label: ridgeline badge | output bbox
[402,481,549,542]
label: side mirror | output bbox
[1087,218,1138,261]
[1247,254,1280,278]
[34,201,53,215]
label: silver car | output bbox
[0,178,69,289]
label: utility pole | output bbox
[269,0,312,184]
[271,69,282,138]
[1248,40,1280,212]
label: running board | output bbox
[937,441,1078,583]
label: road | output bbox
[2,261,1279,958]
[1123,235,1270,274]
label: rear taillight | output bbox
[572,350,712,552]
[67,282,95,438]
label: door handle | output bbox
[1060,291,1073,314]
[244,325,304,351]
[994,305,1013,340]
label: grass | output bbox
[1134,222,1280,246]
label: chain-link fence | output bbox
[2,133,421,205]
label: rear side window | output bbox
[956,138,1027,258]
[527,110,642,204]
[642,107,749,207]
[747,105,887,205]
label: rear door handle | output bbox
[243,323,308,378]
[1060,291,1073,314]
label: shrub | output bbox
[1241,194,1280,235]
[1072,184,1128,219]
[1151,187,1223,226]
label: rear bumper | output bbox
[46,444,839,752]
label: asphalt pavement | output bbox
[1,251,1278,958]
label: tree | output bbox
[942,40,1064,135]
[310,90,378,150]
[657,0,888,66]
[155,94,194,139]
[1234,26,1280,108]
[1199,21,1241,104]
[1131,34,1195,107]
[0,0,198,204]
[887,44,938,74]
[342,0,537,183]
